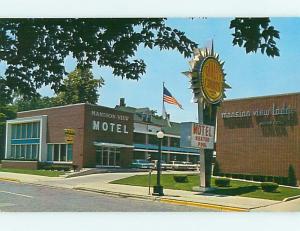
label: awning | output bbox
[93,142,134,148]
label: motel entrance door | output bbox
[95,147,120,167]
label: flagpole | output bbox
[162,82,165,118]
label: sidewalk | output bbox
[0,171,283,211]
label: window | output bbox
[54,144,60,161]
[47,144,53,161]
[12,125,17,139]
[47,144,73,162]
[20,145,25,159]
[11,122,40,139]
[15,145,20,158]
[162,137,168,146]
[60,144,66,161]
[9,144,39,160]
[26,145,31,159]
[133,133,146,143]
[170,137,180,147]
[16,124,21,139]
[67,145,73,161]
[21,124,26,139]
[148,134,158,145]
[27,123,32,138]
[31,144,38,160]
[95,147,120,166]
[32,122,38,138]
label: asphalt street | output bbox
[0,181,216,212]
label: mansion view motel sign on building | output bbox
[4,99,200,169]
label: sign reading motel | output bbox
[180,122,215,149]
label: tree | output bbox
[230,18,280,57]
[287,164,297,186]
[14,96,58,112]
[55,68,104,105]
[0,18,280,101]
[0,105,17,160]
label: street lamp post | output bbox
[152,130,164,196]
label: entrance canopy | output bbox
[93,142,134,148]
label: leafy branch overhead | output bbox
[0,18,281,104]
[0,18,198,101]
[230,18,280,57]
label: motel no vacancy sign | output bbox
[180,122,215,149]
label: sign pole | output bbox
[198,98,206,188]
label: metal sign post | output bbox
[148,168,152,195]
[198,99,206,188]
[182,44,230,191]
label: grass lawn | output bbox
[0,168,64,177]
[111,174,300,201]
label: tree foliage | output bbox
[15,68,103,111]
[14,96,57,112]
[0,18,198,101]
[56,68,104,105]
[230,18,280,57]
[0,105,17,159]
[0,18,280,102]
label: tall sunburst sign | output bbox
[182,42,230,189]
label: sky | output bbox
[3,18,300,123]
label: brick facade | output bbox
[17,103,134,168]
[2,160,38,170]
[216,93,300,183]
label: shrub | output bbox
[224,173,232,178]
[288,165,297,186]
[245,175,252,180]
[213,160,220,176]
[261,182,279,192]
[259,175,266,182]
[231,174,238,179]
[215,178,230,187]
[173,175,188,183]
[39,162,72,171]
[266,176,274,182]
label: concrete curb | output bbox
[282,195,300,202]
[0,177,20,183]
[73,186,249,212]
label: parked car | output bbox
[169,161,198,171]
[151,160,168,170]
[130,159,154,169]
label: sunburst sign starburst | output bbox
[182,42,231,105]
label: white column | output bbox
[39,115,48,162]
[5,122,12,159]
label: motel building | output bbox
[3,98,199,170]
[216,92,300,185]
[3,92,300,186]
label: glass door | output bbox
[96,147,120,167]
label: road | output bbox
[0,181,216,212]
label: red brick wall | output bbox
[83,104,134,167]
[216,93,300,181]
[17,104,135,168]
[2,160,38,170]
[17,104,85,168]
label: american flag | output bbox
[163,86,183,109]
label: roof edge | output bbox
[224,92,300,102]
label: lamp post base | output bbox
[152,185,164,196]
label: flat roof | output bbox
[17,103,120,114]
[224,92,300,102]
